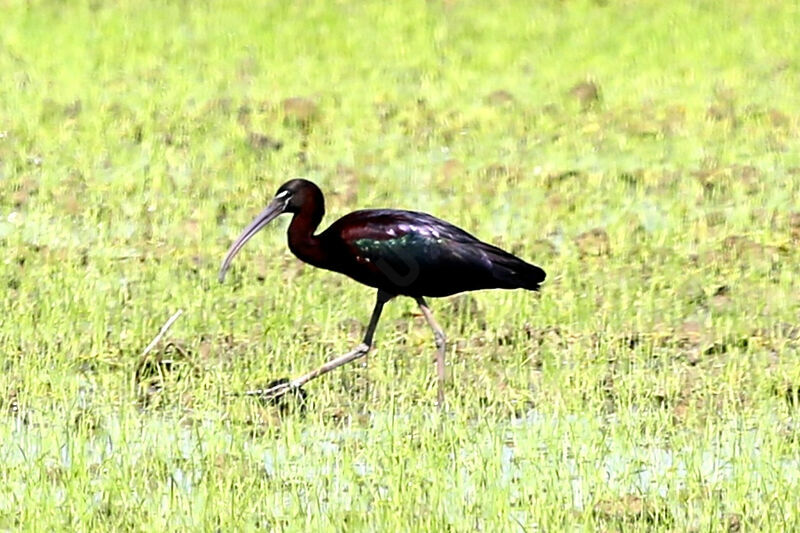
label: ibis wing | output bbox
[324,210,544,296]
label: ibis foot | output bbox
[244,377,308,409]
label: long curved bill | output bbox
[218,197,287,282]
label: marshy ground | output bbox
[1,1,799,530]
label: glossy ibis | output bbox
[219,179,545,406]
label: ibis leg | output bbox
[416,297,447,407]
[246,290,393,401]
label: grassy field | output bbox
[2,0,800,530]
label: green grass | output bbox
[2,0,800,530]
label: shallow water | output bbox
[2,406,797,523]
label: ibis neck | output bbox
[287,206,327,267]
